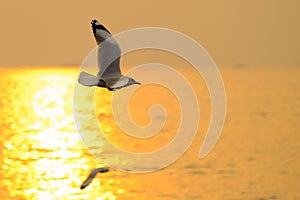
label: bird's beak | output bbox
[135,81,141,85]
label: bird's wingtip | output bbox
[91,19,100,25]
[90,19,110,34]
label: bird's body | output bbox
[78,20,140,91]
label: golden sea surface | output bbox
[0,66,299,200]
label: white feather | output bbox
[78,20,140,91]
[107,76,130,89]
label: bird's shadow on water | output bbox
[80,167,110,189]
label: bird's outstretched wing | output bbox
[91,19,122,80]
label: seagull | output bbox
[78,19,141,91]
[80,167,109,189]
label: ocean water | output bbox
[0,66,299,200]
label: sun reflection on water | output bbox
[0,67,118,200]
[0,67,298,199]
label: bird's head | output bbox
[128,78,141,86]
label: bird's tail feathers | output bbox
[78,71,99,86]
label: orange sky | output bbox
[0,0,299,67]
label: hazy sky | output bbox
[0,0,299,67]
